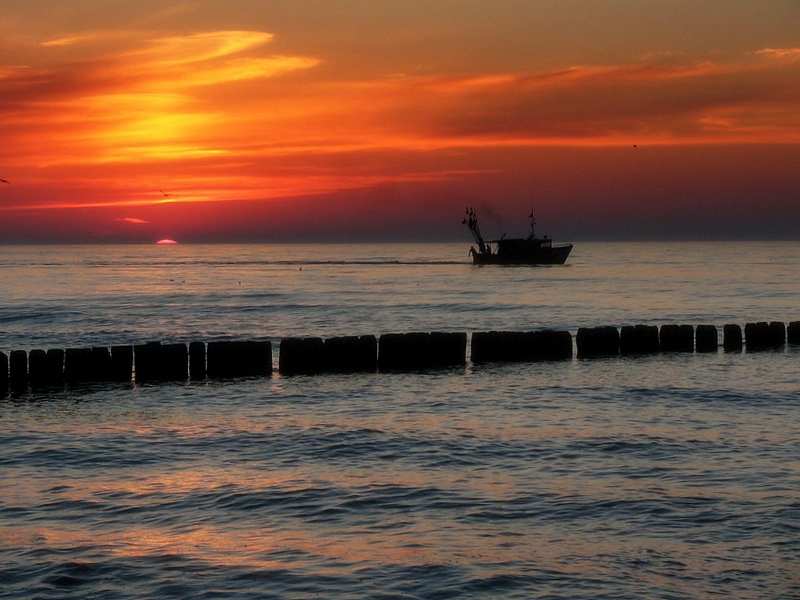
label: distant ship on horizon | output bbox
[463,207,573,265]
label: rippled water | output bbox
[1,242,799,599]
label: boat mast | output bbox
[463,207,488,254]
[528,206,536,240]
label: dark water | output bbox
[1,243,799,599]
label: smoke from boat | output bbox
[473,203,505,235]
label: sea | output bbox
[1,241,798,599]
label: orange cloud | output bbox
[325,50,800,148]
[0,30,319,170]
[1,27,799,238]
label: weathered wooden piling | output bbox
[619,325,660,355]
[788,321,800,345]
[28,349,45,388]
[46,349,65,386]
[0,351,7,394]
[723,324,743,352]
[695,325,718,353]
[279,337,325,375]
[744,322,765,351]
[207,340,272,379]
[322,335,378,373]
[163,343,189,380]
[378,332,430,371]
[508,331,535,361]
[134,342,164,382]
[9,350,28,392]
[470,331,520,363]
[471,330,571,363]
[576,326,620,358]
[189,341,206,380]
[376,333,403,370]
[28,348,64,390]
[377,331,466,371]
[406,331,433,369]
[429,332,467,368]
[110,346,133,382]
[91,347,113,381]
[133,342,187,382]
[472,331,537,362]
[745,321,785,352]
[538,330,573,360]
[64,348,93,384]
[768,321,786,347]
[659,324,694,353]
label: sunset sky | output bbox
[1,0,799,242]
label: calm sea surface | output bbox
[1,242,799,599]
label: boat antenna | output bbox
[528,205,536,240]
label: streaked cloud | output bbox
[0,1,798,241]
[42,33,101,47]
[116,217,151,224]
[756,48,800,59]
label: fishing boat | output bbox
[463,207,573,265]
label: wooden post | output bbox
[208,340,272,378]
[620,325,659,355]
[723,324,743,352]
[429,332,467,368]
[279,337,324,375]
[659,324,693,353]
[322,335,378,373]
[695,325,718,353]
[189,342,206,380]
[91,347,113,381]
[788,321,800,345]
[134,342,163,382]
[28,349,48,389]
[110,346,133,382]
[537,330,573,360]
[577,326,619,358]
[162,343,189,381]
[9,350,27,392]
[0,351,7,395]
[65,348,93,384]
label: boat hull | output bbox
[471,243,573,265]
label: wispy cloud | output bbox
[325,49,800,147]
[42,33,98,47]
[1,32,799,217]
[0,30,319,168]
[756,48,800,59]
[116,217,151,224]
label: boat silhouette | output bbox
[463,208,573,265]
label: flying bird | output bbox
[159,189,170,197]
[0,178,9,184]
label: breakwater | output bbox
[1,321,798,394]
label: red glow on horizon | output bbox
[156,239,178,245]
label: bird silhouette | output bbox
[0,178,9,184]
[159,189,170,197]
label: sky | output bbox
[1,0,799,243]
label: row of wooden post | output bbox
[575,321,796,357]
[1,321,799,393]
